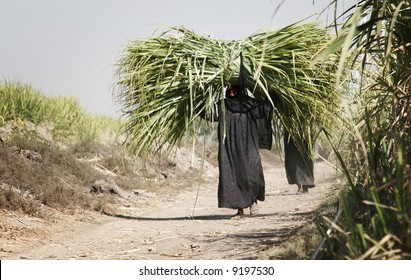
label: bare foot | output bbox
[230,214,245,220]
[231,209,245,219]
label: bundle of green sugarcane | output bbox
[114,22,344,159]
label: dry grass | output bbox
[0,135,146,217]
[0,137,97,216]
[0,130,211,220]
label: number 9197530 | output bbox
[232,266,275,276]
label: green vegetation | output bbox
[114,22,344,161]
[0,81,122,143]
[1,0,410,260]
[312,0,411,259]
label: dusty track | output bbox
[1,158,339,260]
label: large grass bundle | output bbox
[114,22,343,159]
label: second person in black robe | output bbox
[284,130,315,193]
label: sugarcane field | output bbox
[1,0,410,262]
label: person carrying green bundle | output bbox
[202,84,272,219]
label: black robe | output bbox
[215,95,271,209]
[284,131,314,185]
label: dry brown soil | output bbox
[0,151,339,260]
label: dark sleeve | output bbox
[252,100,272,120]
[256,101,273,150]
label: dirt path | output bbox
[1,160,339,260]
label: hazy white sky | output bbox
[0,0,356,116]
